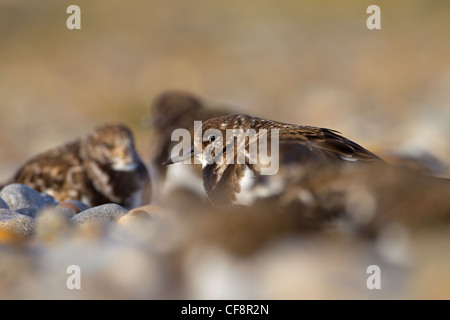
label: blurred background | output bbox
[0,0,450,300]
[1,0,449,180]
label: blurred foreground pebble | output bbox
[34,207,74,242]
[0,165,450,299]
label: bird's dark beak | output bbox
[163,145,196,165]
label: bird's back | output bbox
[6,139,87,201]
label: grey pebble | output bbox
[67,200,91,212]
[71,204,128,225]
[54,205,78,218]
[40,192,59,206]
[0,197,9,209]
[58,200,91,213]
[0,208,34,238]
[0,184,57,217]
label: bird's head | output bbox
[83,123,140,172]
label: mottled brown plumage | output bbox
[2,123,151,209]
[165,113,384,206]
[198,114,382,162]
[146,90,232,193]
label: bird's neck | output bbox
[202,163,258,206]
[79,142,121,204]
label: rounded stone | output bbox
[58,200,90,214]
[51,205,78,218]
[118,209,154,226]
[35,207,73,241]
[129,205,161,217]
[71,204,128,225]
[40,192,59,207]
[0,198,9,210]
[0,208,34,238]
[0,184,56,218]
[115,209,161,245]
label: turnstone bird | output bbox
[144,90,232,196]
[164,114,384,206]
[1,123,151,209]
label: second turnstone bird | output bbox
[144,90,232,196]
[164,114,384,206]
[1,123,151,209]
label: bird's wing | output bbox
[249,121,383,163]
[280,126,382,162]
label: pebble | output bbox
[53,205,78,218]
[114,205,167,250]
[0,197,9,210]
[117,208,157,239]
[118,205,158,226]
[57,200,90,214]
[129,204,161,216]
[0,184,56,217]
[40,192,59,207]
[0,208,34,238]
[118,210,153,225]
[71,204,128,225]
[35,207,73,242]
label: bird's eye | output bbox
[209,135,216,142]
